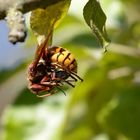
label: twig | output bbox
[0,0,64,20]
[0,0,64,44]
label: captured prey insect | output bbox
[27,32,83,97]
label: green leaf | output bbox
[98,87,140,140]
[30,0,71,43]
[83,0,110,50]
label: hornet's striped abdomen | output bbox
[48,46,77,73]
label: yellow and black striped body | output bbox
[47,46,77,73]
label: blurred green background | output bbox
[0,0,140,140]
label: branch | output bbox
[0,0,63,20]
[0,0,64,44]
